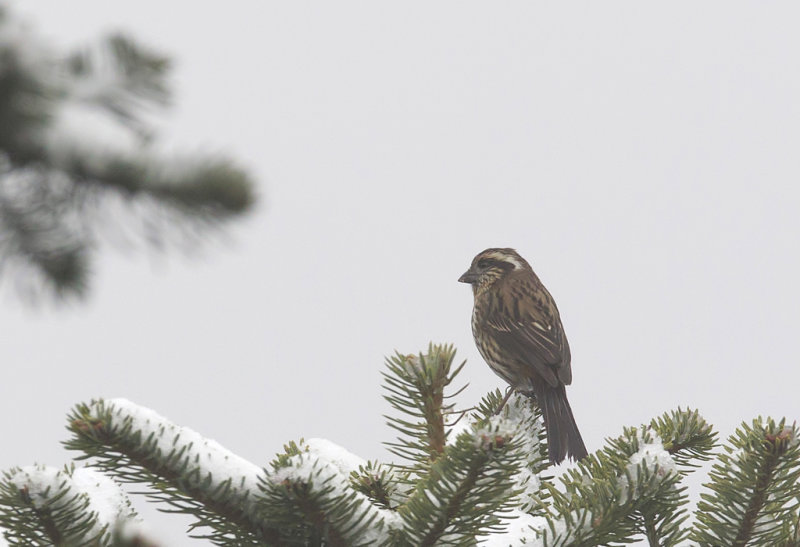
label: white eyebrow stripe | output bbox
[507,256,523,269]
[486,252,523,269]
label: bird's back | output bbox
[472,269,572,390]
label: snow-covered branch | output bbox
[3,343,796,545]
[65,398,275,544]
[0,464,144,545]
[260,438,403,544]
[535,420,710,547]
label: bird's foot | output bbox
[494,386,516,415]
[445,406,477,427]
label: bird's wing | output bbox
[485,304,568,388]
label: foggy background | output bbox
[3,1,799,543]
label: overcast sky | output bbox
[3,1,799,544]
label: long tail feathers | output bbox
[538,385,588,464]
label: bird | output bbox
[458,247,588,464]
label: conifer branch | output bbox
[397,419,523,545]
[0,465,143,545]
[0,5,255,300]
[2,344,798,545]
[349,461,404,510]
[471,390,552,515]
[0,172,90,298]
[649,408,717,471]
[540,410,715,546]
[790,511,800,547]
[64,399,279,545]
[642,513,659,547]
[258,439,401,546]
[64,33,171,140]
[383,344,466,475]
[692,418,800,546]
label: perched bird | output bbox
[459,248,588,464]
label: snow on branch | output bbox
[535,413,716,547]
[261,438,403,544]
[65,398,276,544]
[7,343,796,545]
[0,464,142,545]
[473,392,550,515]
[396,390,550,545]
[649,407,717,471]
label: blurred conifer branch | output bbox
[0,4,256,301]
[1,343,798,545]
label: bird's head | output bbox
[458,248,530,294]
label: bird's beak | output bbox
[458,269,477,284]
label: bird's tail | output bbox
[536,384,588,464]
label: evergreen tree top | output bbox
[3,343,797,545]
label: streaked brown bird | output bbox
[459,248,588,464]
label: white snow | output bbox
[453,394,552,545]
[43,100,142,172]
[1,8,139,167]
[90,399,410,542]
[512,467,542,513]
[504,395,546,510]
[542,508,596,547]
[9,465,141,541]
[479,510,545,545]
[627,434,676,477]
[470,394,544,454]
[85,401,407,542]
[499,428,681,546]
[304,437,366,476]
[473,394,538,449]
[9,465,65,505]
[616,431,677,506]
[0,11,162,180]
[630,432,676,482]
[473,412,518,450]
[103,398,264,498]
[271,437,403,542]
[70,467,140,529]
[488,508,591,547]
[470,394,546,511]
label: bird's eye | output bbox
[477,259,491,269]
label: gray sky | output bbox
[3,1,800,543]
